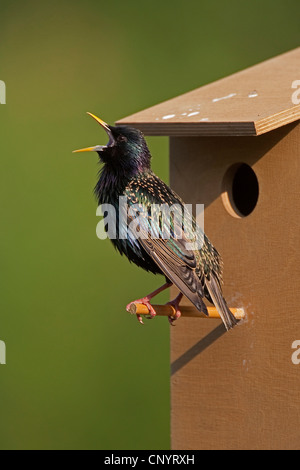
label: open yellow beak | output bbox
[86,112,110,131]
[73,113,111,153]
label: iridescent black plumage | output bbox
[76,115,237,330]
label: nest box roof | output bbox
[116,48,300,137]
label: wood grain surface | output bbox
[170,122,300,450]
[116,48,300,136]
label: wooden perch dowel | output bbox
[127,303,245,320]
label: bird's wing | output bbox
[125,173,209,314]
[125,172,237,329]
[139,235,208,314]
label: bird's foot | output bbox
[126,282,172,325]
[166,293,183,326]
[126,298,157,325]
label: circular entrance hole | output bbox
[222,163,259,218]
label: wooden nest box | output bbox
[117,48,300,450]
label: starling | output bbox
[74,113,237,330]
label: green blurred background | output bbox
[0,0,299,450]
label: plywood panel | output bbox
[116,48,300,136]
[170,122,300,450]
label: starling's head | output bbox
[73,113,151,174]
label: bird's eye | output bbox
[119,135,128,143]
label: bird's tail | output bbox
[205,274,238,331]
